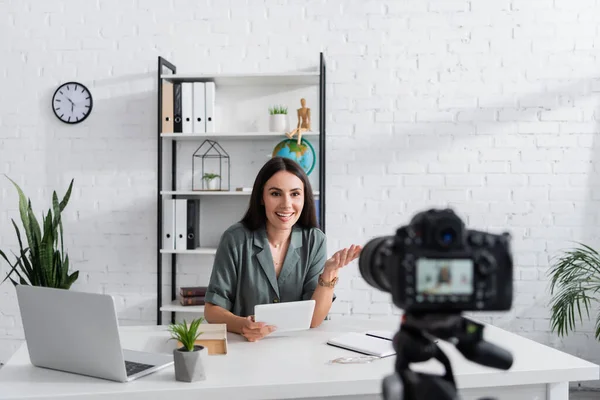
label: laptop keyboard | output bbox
[125,360,155,376]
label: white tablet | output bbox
[254,300,316,334]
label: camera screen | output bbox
[415,258,474,295]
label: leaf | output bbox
[548,243,600,338]
[53,251,62,288]
[59,179,74,212]
[11,219,24,255]
[27,211,44,286]
[5,176,33,254]
[12,251,32,286]
[65,271,79,289]
[52,191,61,232]
[18,247,35,286]
[8,220,34,283]
[27,201,42,251]
[40,210,55,287]
[0,249,23,285]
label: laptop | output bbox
[16,285,174,382]
[254,299,316,335]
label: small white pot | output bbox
[269,114,288,132]
[206,179,219,190]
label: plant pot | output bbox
[269,114,288,132]
[173,345,207,382]
[206,179,219,190]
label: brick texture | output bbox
[1,0,600,389]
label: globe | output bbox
[272,138,316,175]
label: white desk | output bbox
[0,316,597,400]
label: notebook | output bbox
[366,330,394,341]
[327,332,396,358]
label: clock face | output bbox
[52,82,93,124]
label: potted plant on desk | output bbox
[168,317,207,382]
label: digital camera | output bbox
[359,208,513,313]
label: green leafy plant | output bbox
[548,242,600,340]
[168,317,205,352]
[269,105,288,115]
[0,175,79,289]
[202,173,220,182]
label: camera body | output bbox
[359,208,513,313]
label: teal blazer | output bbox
[205,222,330,317]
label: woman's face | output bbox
[262,170,305,231]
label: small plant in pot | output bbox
[202,173,220,191]
[269,105,288,132]
[168,317,207,382]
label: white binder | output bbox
[205,81,215,133]
[174,199,187,250]
[181,82,193,134]
[162,199,175,250]
[192,82,206,133]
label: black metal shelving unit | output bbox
[156,53,327,325]
[157,56,176,325]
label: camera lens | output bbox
[358,236,393,294]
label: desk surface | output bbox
[0,316,598,400]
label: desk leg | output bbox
[547,382,569,400]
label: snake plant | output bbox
[0,175,79,289]
[548,242,600,340]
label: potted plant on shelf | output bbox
[548,242,600,340]
[0,175,79,289]
[202,173,220,190]
[168,317,207,382]
[269,105,288,132]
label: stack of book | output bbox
[179,286,207,306]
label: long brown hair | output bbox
[240,157,318,231]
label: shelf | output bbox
[161,132,320,140]
[160,72,319,86]
[160,300,205,313]
[156,54,326,325]
[160,190,320,196]
[160,248,217,255]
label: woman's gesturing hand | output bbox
[324,244,362,273]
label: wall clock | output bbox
[52,81,93,124]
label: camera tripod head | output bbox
[383,312,514,400]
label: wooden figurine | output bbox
[286,98,311,144]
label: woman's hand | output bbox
[323,244,362,274]
[240,316,277,342]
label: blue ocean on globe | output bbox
[272,138,316,175]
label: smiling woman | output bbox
[203,157,361,342]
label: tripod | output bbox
[382,312,514,400]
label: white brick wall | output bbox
[2,0,600,389]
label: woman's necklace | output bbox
[269,237,290,268]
